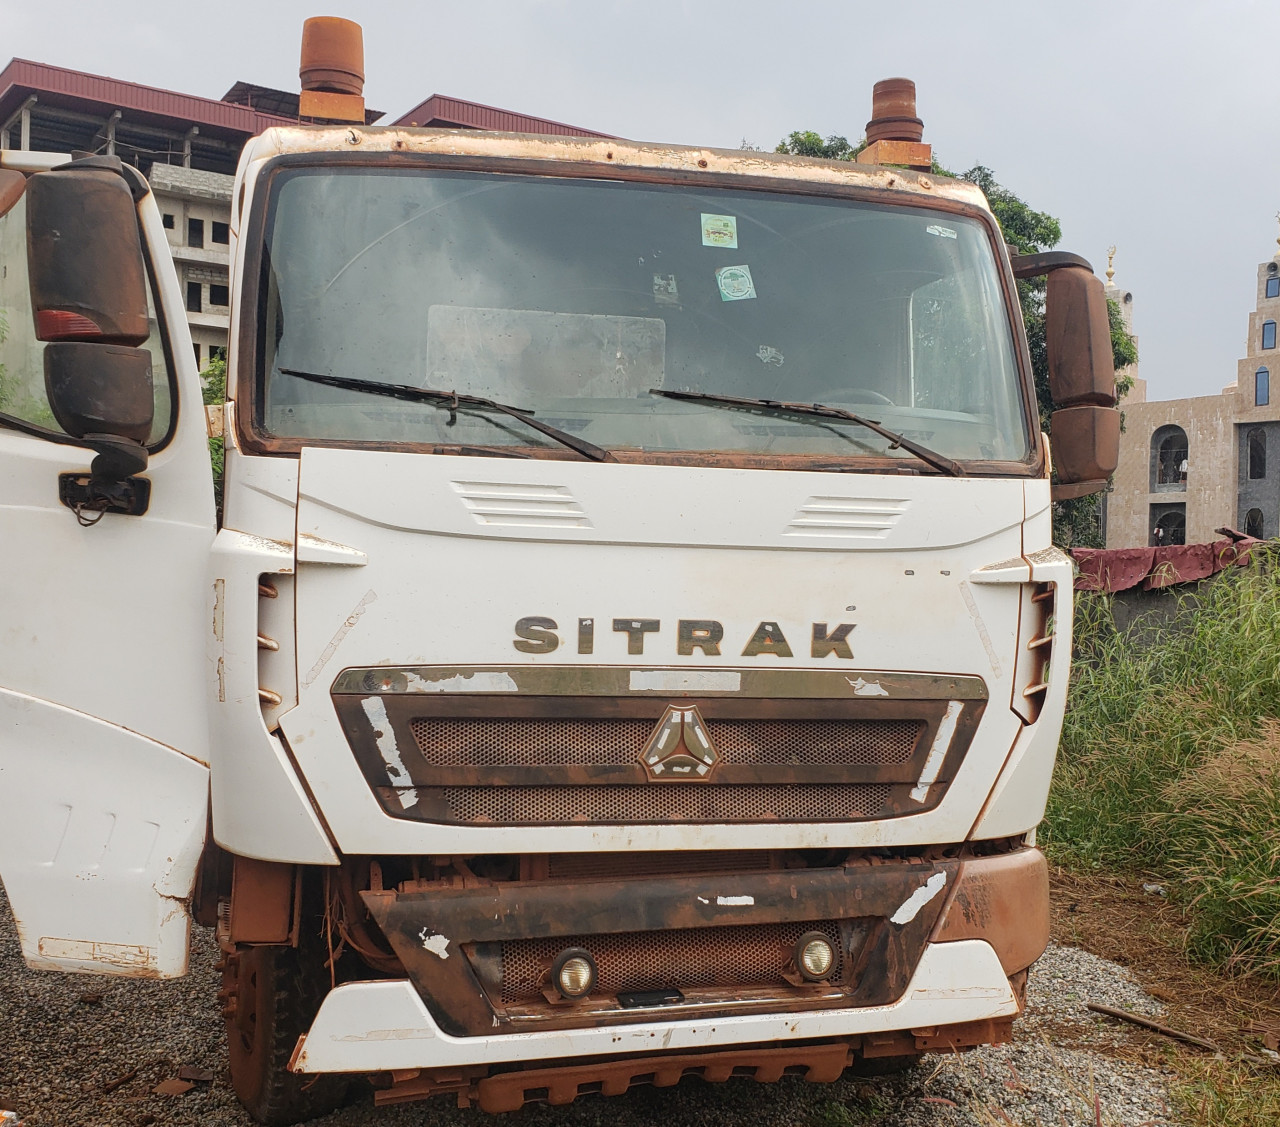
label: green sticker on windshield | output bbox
[715,264,756,302]
[701,213,739,248]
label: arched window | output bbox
[1152,509,1186,547]
[1245,508,1265,539]
[1250,429,1267,479]
[1258,367,1270,407]
[1150,425,1188,491]
[1264,321,1277,350]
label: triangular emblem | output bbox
[640,705,719,780]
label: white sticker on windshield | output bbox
[702,213,739,248]
[757,345,784,366]
[716,264,757,302]
[926,224,958,239]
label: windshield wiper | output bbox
[648,389,963,477]
[279,369,615,463]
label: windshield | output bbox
[255,166,1031,467]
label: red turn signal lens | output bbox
[36,309,105,341]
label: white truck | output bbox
[0,20,1119,1124]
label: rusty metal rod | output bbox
[1086,1003,1223,1053]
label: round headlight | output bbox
[552,947,596,999]
[796,932,836,981]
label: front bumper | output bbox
[293,938,1017,1075]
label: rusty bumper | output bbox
[361,847,1047,1039]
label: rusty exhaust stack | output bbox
[299,16,366,124]
[855,78,932,172]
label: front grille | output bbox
[434,783,892,825]
[500,920,845,1005]
[410,717,923,767]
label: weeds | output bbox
[1044,559,1280,978]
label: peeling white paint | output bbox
[418,928,450,959]
[716,895,754,906]
[890,872,947,925]
[846,677,889,697]
[403,671,518,693]
[909,701,962,802]
[361,696,416,809]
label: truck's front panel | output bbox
[213,130,1069,1094]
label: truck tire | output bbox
[224,939,350,1125]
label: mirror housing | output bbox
[26,163,149,345]
[1011,252,1121,489]
[1045,266,1117,408]
[1050,405,1120,484]
[45,343,153,479]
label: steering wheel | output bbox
[816,387,896,406]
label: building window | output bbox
[186,281,202,312]
[209,284,229,307]
[210,345,227,362]
[1250,428,1267,479]
[193,342,201,366]
[1151,504,1186,547]
[1245,508,1265,539]
[188,217,204,249]
[212,221,230,244]
[1150,425,1189,491]
[1264,321,1277,350]
[1258,367,1270,406]
[1267,277,1280,299]
[162,212,175,230]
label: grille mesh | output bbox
[500,920,845,1005]
[410,717,923,767]
[434,783,892,825]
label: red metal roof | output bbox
[392,93,613,138]
[0,58,296,139]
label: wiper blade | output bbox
[648,389,963,477]
[279,368,615,463]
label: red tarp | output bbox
[1071,538,1258,593]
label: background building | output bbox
[1106,242,1280,546]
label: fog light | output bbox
[552,947,596,998]
[796,932,836,981]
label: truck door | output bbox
[0,156,216,977]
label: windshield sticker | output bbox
[926,224,958,240]
[653,273,680,305]
[756,345,784,366]
[716,264,757,302]
[701,213,739,249]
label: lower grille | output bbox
[500,920,845,1005]
[435,783,893,825]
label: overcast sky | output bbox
[6,0,1275,402]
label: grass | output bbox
[1043,557,1280,980]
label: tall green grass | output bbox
[1043,559,1280,977]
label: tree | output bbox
[774,131,1137,546]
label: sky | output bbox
[5,0,1276,402]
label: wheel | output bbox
[223,939,350,1125]
[817,387,895,405]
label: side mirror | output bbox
[26,159,152,479]
[1011,253,1120,492]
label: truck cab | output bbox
[0,22,1118,1123]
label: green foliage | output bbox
[775,131,861,161]
[0,308,9,411]
[200,353,226,516]
[1044,561,1280,977]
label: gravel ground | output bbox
[0,887,1180,1126]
